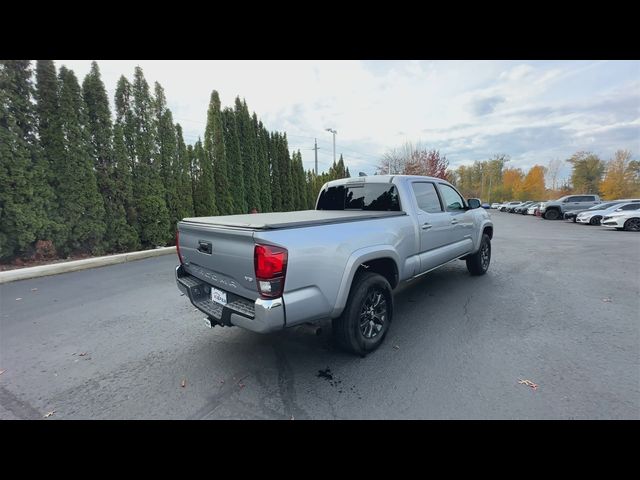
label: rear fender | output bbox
[331,246,401,318]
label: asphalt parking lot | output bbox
[1,212,639,419]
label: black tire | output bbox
[466,234,491,276]
[332,272,393,356]
[589,216,602,226]
[544,209,560,220]
[623,218,640,231]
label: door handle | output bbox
[421,223,432,230]
[451,218,459,225]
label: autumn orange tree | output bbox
[599,150,640,200]
[502,168,524,200]
[519,165,547,200]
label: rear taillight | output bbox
[176,230,184,264]
[254,244,287,298]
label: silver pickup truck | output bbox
[175,175,494,355]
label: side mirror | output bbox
[467,198,481,209]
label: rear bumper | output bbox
[175,265,285,333]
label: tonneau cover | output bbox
[181,209,406,230]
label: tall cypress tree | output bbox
[280,133,293,211]
[131,66,170,247]
[112,123,140,250]
[235,97,260,212]
[114,75,138,232]
[153,82,178,238]
[55,66,106,255]
[336,154,346,178]
[175,124,195,220]
[82,61,138,252]
[34,60,64,246]
[221,107,246,213]
[192,138,216,216]
[306,170,316,209]
[290,150,300,210]
[204,91,230,214]
[0,61,50,260]
[255,118,272,212]
[296,152,306,209]
[270,132,282,211]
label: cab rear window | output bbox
[317,184,401,211]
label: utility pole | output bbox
[312,138,320,175]
[325,128,337,164]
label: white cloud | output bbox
[55,59,640,174]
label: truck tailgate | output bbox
[178,221,259,301]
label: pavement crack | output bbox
[0,385,43,420]
[463,295,473,321]
[188,371,251,420]
[272,341,309,420]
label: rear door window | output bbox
[411,182,443,213]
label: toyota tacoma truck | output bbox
[175,175,493,355]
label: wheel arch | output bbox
[331,247,400,318]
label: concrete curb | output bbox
[0,247,176,284]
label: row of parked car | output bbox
[489,195,640,231]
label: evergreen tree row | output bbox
[1,60,350,263]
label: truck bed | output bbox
[180,209,406,230]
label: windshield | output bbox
[317,183,401,211]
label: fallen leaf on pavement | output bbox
[0,369,6,375]
[181,379,187,388]
[220,380,225,384]
[393,345,400,350]
[43,410,56,418]
[238,382,245,389]
[602,297,612,303]
[78,352,88,357]
[518,379,539,390]
[15,298,22,301]
[31,288,38,292]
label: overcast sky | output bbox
[56,60,640,179]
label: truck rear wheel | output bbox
[332,272,393,356]
[466,234,491,276]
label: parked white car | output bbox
[491,203,501,209]
[576,202,639,226]
[526,203,541,215]
[499,201,521,212]
[601,204,640,231]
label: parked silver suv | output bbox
[539,194,600,220]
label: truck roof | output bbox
[324,174,453,187]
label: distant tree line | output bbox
[0,60,350,263]
[378,142,639,203]
[451,150,639,202]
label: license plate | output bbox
[211,287,227,305]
